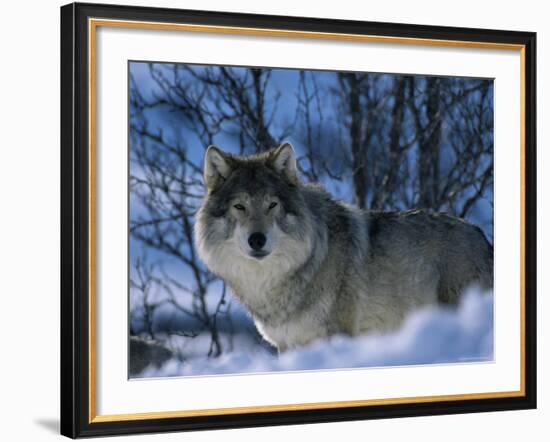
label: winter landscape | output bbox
[129,62,494,377]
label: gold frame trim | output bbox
[88,18,527,424]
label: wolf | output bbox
[194,143,493,352]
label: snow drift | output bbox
[137,288,493,378]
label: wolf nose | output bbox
[248,232,267,251]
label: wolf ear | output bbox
[204,146,232,191]
[271,143,298,185]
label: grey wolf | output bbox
[194,143,493,352]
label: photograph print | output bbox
[128,61,494,378]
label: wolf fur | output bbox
[194,143,493,352]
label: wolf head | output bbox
[195,143,318,287]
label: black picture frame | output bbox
[61,2,537,438]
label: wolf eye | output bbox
[233,204,246,211]
[268,202,278,210]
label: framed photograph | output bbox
[60,2,536,438]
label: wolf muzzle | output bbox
[248,232,267,250]
[248,232,269,258]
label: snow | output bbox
[136,288,493,378]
